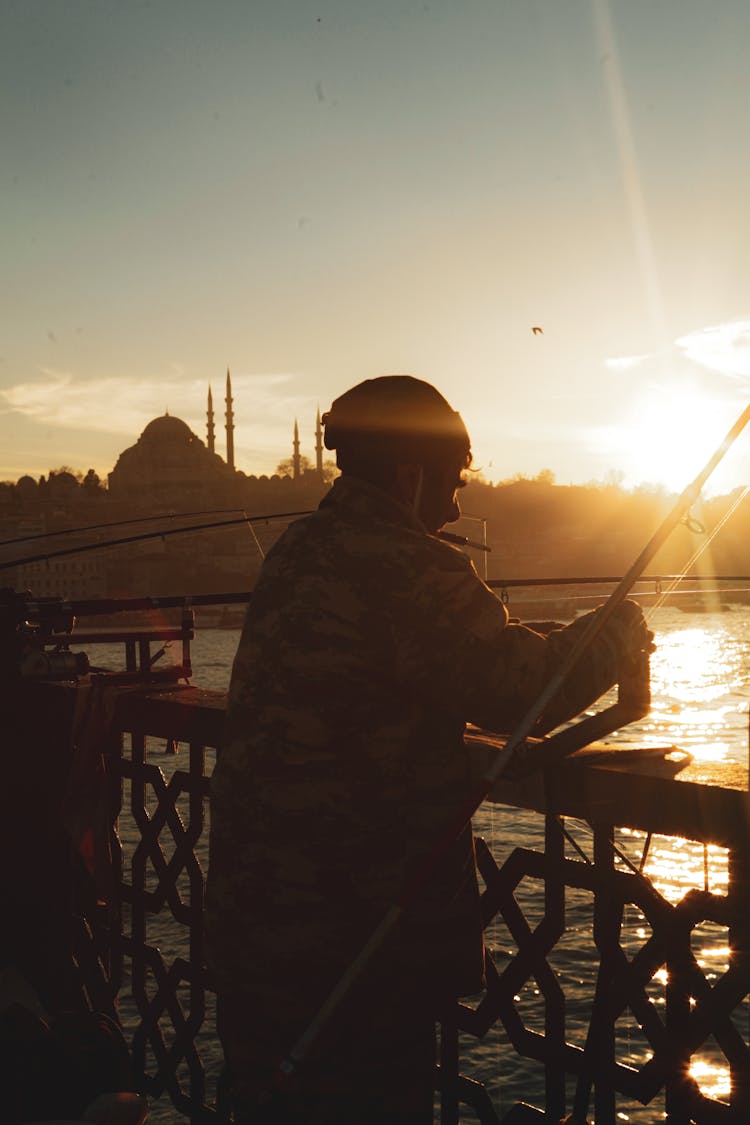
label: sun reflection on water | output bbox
[633,611,750,787]
[688,1058,731,1101]
[613,609,749,1111]
[651,626,739,699]
[619,830,730,901]
[494,610,750,1112]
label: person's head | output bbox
[322,375,471,533]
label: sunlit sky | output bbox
[4,0,750,493]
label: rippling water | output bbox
[107,605,750,1122]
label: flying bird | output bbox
[531,326,543,336]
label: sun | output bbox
[629,394,724,492]
[597,390,739,494]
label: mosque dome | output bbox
[140,414,195,445]
[107,412,230,503]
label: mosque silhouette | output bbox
[107,370,326,502]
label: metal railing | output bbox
[60,682,750,1124]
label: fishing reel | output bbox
[0,588,193,684]
[0,588,90,681]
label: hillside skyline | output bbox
[3,373,750,500]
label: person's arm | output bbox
[406,546,650,734]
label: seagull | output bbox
[532,326,543,336]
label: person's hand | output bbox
[604,598,655,663]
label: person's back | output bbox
[206,375,652,1125]
[208,474,488,1071]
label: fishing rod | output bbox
[15,590,252,620]
[0,510,316,573]
[0,507,262,549]
[0,513,491,574]
[486,573,750,588]
[273,400,750,1089]
[11,514,750,622]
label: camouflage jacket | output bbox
[206,475,623,1003]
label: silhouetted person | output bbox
[206,375,650,1124]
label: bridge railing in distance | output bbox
[62,683,750,1125]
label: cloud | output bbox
[0,369,196,434]
[675,320,750,379]
[603,319,750,386]
[0,368,307,437]
[604,352,653,372]
[0,367,325,474]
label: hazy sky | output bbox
[4,0,750,493]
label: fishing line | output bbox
[643,485,750,623]
[243,510,267,560]
[557,816,591,865]
[557,815,651,881]
[638,832,652,875]
[636,486,749,910]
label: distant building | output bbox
[108,377,325,502]
[225,369,235,471]
[7,374,331,599]
[107,413,232,507]
[206,385,216,454]
[16,555,106,600]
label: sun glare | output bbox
[630,394,729,492]
[596,390,734,493]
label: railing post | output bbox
[665,908,692,1125]
[544,813,566,1121]
[571,822,619,1125]
[187,740,208,1118]
[104,722,125,999]
[129,728,148,1085]
[729,843,750,1116]
[591,823,618,1125]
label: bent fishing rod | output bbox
[0,510,494,552]
[273,400,750,1088]
[0,517,490,574]
[4,495,748,586]
[5,481,746,579]
[0,510,316,573]
[0,506,266,549]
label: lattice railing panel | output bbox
[437,827,750,1124]
[71,717,223,1123]
[66,688,750,1124]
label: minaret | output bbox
[225,368,235,471]
[315,407,324,480]
[293,418,301,481]
[206,385,215,454]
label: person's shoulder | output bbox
[398,533,489,615]
[421,532,479,575]
[259,508,330,564]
